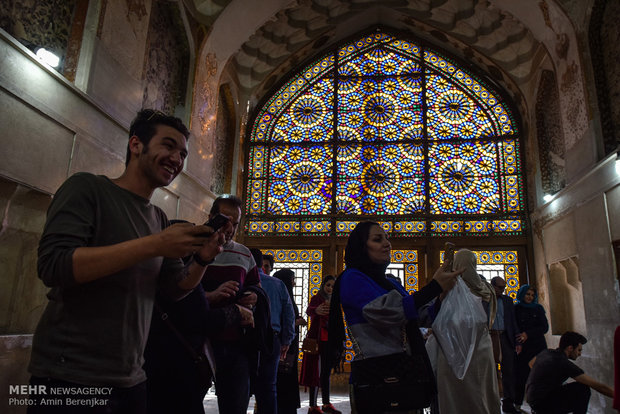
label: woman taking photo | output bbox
[514,284,549,410]
[300,275,340,414]
[328,221,460,414]
[273,268,306,414]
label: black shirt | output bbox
[526,348,584,406]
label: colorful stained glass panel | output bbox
[440,249,520,300]
[428,141,500,214]
[336,143,425,215]
[267,145,333,215]
[426,76,495,140]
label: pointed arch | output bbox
[245,31,524,238]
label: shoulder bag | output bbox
[302,337,319,354]
[350,326,435,413]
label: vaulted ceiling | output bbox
[190,0,556,106]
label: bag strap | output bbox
[154,302,205,363]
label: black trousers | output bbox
[530,382,591,414]
[309,341,332,406]
[491,330,517,403]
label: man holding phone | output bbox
[201,194,262,414]
[28,109,225,413]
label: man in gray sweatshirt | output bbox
[27,109,226,413]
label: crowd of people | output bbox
[25,109,617,414]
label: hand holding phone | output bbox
[443,242,456,270]
[197,213,230,237]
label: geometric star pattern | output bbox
[247,31,523,237]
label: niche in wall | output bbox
[536,70,566,195]
[547,256,587,335]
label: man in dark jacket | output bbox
[488,276,520,413]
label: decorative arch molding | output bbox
[588,0,620,155]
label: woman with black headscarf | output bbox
[328,221,461,413]
[273,268,306,414]
[514,284,548,410]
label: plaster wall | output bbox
[572,196,619,413]
[607,184,620,241]
[534,154,620,412]
[87,38,145,128]
[542,212,577,264]
[98,0,152,81]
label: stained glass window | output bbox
[441,249,521,300]
[247,32,523,237]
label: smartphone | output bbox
[444,242,456,270]
[197,213,230,236]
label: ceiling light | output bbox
[35,47,60,68]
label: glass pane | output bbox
[267,145,333,215]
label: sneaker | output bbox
[321,404,342,414]
[308,407,323,414]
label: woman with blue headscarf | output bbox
[514,284,549,410]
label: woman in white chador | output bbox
[432,249,500,414]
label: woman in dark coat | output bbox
[299,275,340,414]
[273,269,306,414]
[327,221,460,414]
[514,284,549,409]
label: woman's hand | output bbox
[432,264,463,292]
[316,302,330,316]
[295,317,308,326]
[517,332,528,343]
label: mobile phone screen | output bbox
[205,213,230,232]
[197,213,230,236]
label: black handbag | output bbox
[351,351,434,413]
[349,322,435,414]
[278,347,298,374]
